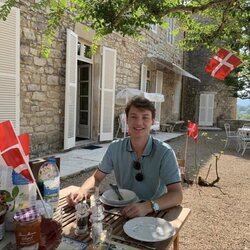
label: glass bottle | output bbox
[75,202,89,235]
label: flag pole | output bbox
[14,134,50,218]
[184,133,189,171]
[21,156,50,218]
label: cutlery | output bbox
[109,184,124,200]
[112,235,156,250]
[104,209,123,217]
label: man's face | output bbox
[127,106,154,139]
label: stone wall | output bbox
[182,48,237,124]
[18,0,74,157]
[17,1,184,157]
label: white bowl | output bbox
[102,189,136,205]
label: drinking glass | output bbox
[87,222,112,250]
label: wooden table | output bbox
[60,186,191,250]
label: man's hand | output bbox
[66,191,84,207]
[121,201,152,218]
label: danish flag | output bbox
[0,120,33,182]
[187,121,198,143]
[205,48,242,80]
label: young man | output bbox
[67,96,183,218]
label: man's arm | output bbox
[67,169,107,206]
[121,182,183,218]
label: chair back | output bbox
[238,129,250,139]
[119,113,128,133]
[243,123,250,128]
[224,123,230,136]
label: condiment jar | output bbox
[75,202,89,235]
[14,206,41,250]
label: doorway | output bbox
[76,62,91,139]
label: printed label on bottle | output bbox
[43,176,60,209]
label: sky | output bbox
[237,98,250,107]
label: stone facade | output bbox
[17,1,74,157]
[1,1,236,158]
[11,1,185,157]
[182,48,237,126]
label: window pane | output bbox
[80,67,88,81]
[80,82,88,95]
[80,111,88,125]
[80,97,88,110]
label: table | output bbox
[0,186,191,250]
[60,186,191,250]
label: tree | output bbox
[1,0,249,97]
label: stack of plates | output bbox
[100,189,138,207]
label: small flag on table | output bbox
[205,48,242,80]
[0,120,33,182]
[187,121,198,143]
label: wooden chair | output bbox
[224,123,239,149]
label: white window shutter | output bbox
[0,6,20,133]
[64,29,78,149]
[140,64,147,92]
[207,94,214,125]
[99,47,117,141]
[199,94,214,126]
[155,71,163,122]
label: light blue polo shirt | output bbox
[98,136,181,200]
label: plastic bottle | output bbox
[38,158,60,211]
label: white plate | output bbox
[99,196,139,207]
[102,189,137,205]
[123,217,175,242]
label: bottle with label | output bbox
[38,158,60,211]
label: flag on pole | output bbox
[187,121,198,143]
[205,48,242,80]
[18,133,30,161]
[0,120,33,182]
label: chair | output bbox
[115,113,128,138]
[224,123,239,149]
[238,130,250,156]
[242,123,250,128]
[161,121,184,133]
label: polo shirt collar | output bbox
[126,136,153,156]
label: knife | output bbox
[112,235,156,250]
[109,184,124,200]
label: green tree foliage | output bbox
[1,0,249,97]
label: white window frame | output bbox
[166,18,174,45]
[150,24,158,33]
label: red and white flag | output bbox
[187,121,198,143]
[205,48,242,80]
[0,120,33,182]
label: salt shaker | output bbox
[75,202,89,235]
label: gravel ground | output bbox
[61,131,250,250]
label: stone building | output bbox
[182,49,237,127]
[1,1,235,158]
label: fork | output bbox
[109,184,124,200]
[112,235,156,250]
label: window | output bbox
[166,18,174,45]
[150,24,158,33]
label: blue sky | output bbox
[237,98,250,107]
